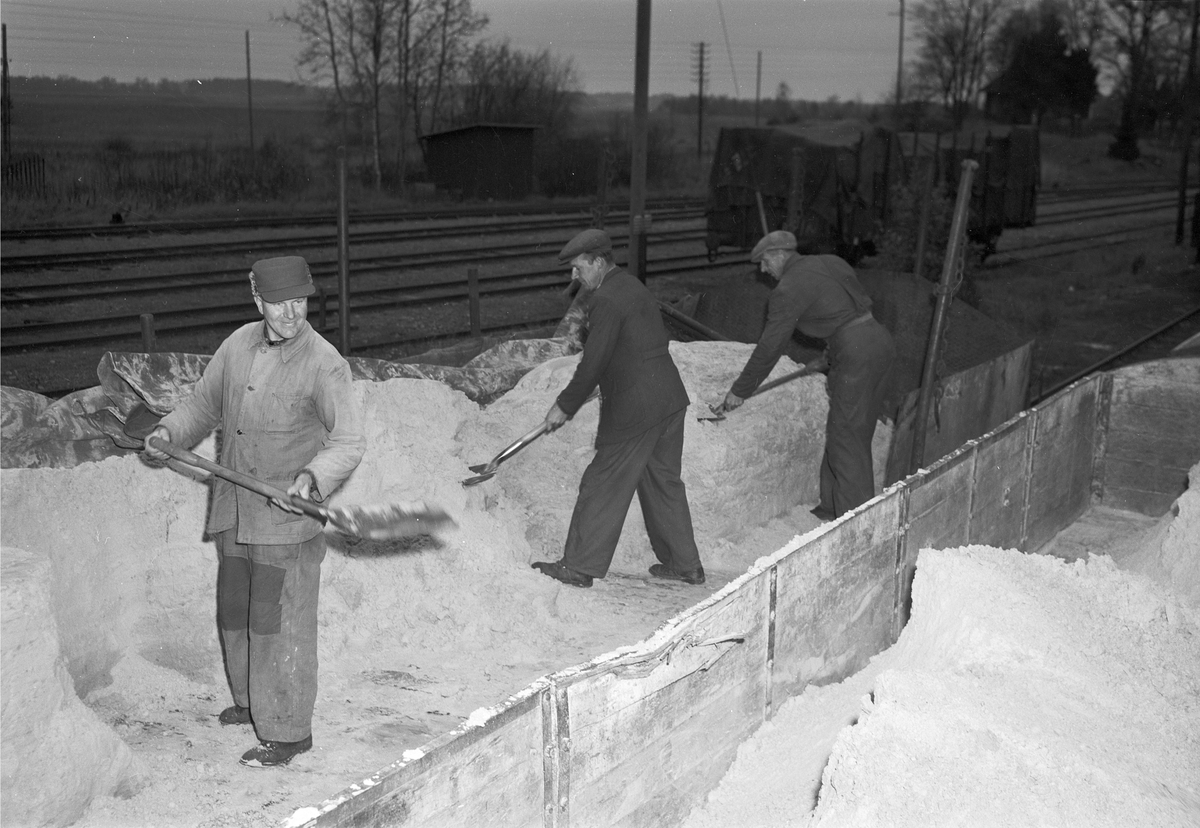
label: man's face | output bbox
[759,249,787,278]
[570,253,606,290]
[255,295,308,341]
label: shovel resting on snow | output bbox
[699,356,830,422]
[146,436,455,540]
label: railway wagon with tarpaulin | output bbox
[704,125,905,264]
[706,124,1040,262]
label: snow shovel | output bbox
[699,356,830,423]
[146,436,455,540]
[461,422,549,487]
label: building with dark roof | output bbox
[420,123,539,201]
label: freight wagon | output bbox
[287,354,1199,826]
[704,125,1039,263]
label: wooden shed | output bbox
[420,123,539,200]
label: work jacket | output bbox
[556,268,689,445]
[732,253,874,398]
[159,320,365,544]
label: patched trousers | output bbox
[562,408,702,578]
[216,529,325,743]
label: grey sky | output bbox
[1,0,903,102]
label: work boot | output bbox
[531,560,593,588]
[809,505,836,522]
[649,563,706,585]
[218,705,252,726]
[239,735,313,768]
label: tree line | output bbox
[276,0,580,191]
[906,0,1198,159]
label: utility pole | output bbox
[2,24,11,162]
[755,50,762,127]
[895,0,905,119]
[1177,0,1199,244]
[629,0,652,282]
[693,42,708,162]
[398,0,411,198]
[245,31,255,165]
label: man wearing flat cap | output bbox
[531,229,704,588]
[722,231,895,520]
[144,255,364,767]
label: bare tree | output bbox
[404,0,487,147]
[910,0,1015,127]
[1102,0,1181,159]
[278,0,400,189]
[458,40,580,133]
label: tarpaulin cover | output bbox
[1,331,586,470]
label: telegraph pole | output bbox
[245,31,255,164]
[755,50,762,126]
[2,24,11,162]
[895,0,905,118]
[629,0,652,282]
[693,42,708,162]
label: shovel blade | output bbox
[696,403,726,422]
[461,471,497,487]
[329,502,456,540]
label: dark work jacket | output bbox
[732,253,873,398]
[556,268,690,445]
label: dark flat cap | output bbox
[558,229,613,264]
[749,230,797,263]
[251,256,315,303]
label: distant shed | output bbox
[421,123,539,200]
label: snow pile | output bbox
[809,545,1200,827]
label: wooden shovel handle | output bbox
[146,436,329,524]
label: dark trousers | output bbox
[821,319,895,517]
[562,408,702,578]
[216,529,325,743]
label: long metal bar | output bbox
[909,159,977,474]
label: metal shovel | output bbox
[461,422,549,487]
[146,436,455,540]
[699,356,830,422]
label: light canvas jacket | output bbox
[159,320,365,544]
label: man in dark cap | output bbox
[722,231,895,520]
[144,255,364,767]
[531,229,704,588]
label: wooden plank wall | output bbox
[1099,358,1200,516]
[306,683,548,827]
[296,361,1200,827]
[1025,378,1102,550]
[885,342,1033,484]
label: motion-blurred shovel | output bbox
[699,356,829,422]
[146,436,455,540]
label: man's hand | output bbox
[142,426,172,463]
[273,471,316,515]
[722,391,745,412]
[544,402,570,432]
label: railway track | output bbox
[0,195,705,243]
[2,183,1193,398]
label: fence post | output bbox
[467,267,481,338]
[140,313,156,352]
[337,147,351,355]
